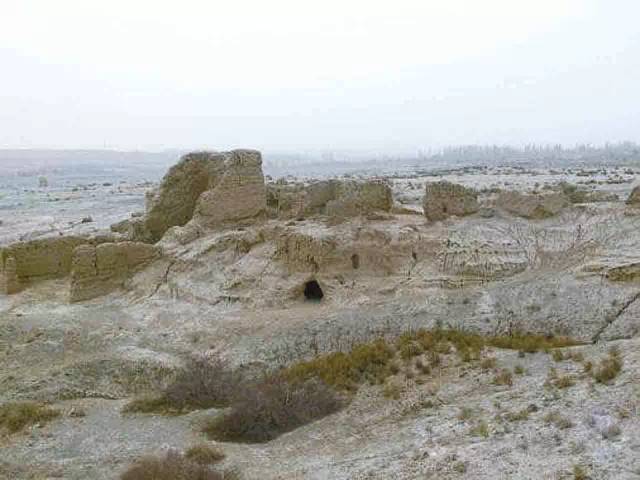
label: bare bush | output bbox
[120,449,231,480]
[124,355,238,414]
[204,375,342,443]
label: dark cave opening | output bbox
[304,280,324,301]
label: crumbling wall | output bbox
[275,232,338,272]
[274,226,416,276]
[119,150,266,243]
[267,179,393,219]
[423,181,479,221]
[70,242,162,302]
[326,180,393,218]
[0,236,97,294]
[129,152,226,243]
[497,191,568,219]
[192,150,266,228]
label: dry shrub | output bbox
[120,450,231,480]
[0,402,60,433]
[543,410,574,429]
[480,357,497,370]
[573,464,588,480]
[492,369,513,386]
[124,356,237,414]
[204,375,341,443]
[506,409,529,422]
[592,348,623,384]
[553,375,576,389]
[469,420,490,438]
[185,444,225,465]
[488,334,580,353]
[285,339,394,390]
[457,407,475,421]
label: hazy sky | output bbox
[1,0,639,153]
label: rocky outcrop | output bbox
[423,181,479,221]
[120,150,267,243]
[497,191,568,219]
[70,242,162,302]
[267,179,393,219]
[0,236,106,294]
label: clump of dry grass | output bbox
[492,369,513,386]
[505,408,530,422]
[592,347,623,384]
[572,464,588,480]
[184,444,225,465]
[543,410,574,429]
[120,449,233,480]
[457,407,475,421]
[286,329,580,392]
[383,381,403,400]
[480,357,497,370]
[285,339,394,391]
[469,420,489,438]
[553,374,576,389]
[0,402,60,433]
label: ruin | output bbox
[423,181,479,221]
[267,179,393,219]
[497,191,568,219]
[69,241,162,302]
[115,149,267,243]
[0,235,112,294]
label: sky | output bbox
[1,0,639,153]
